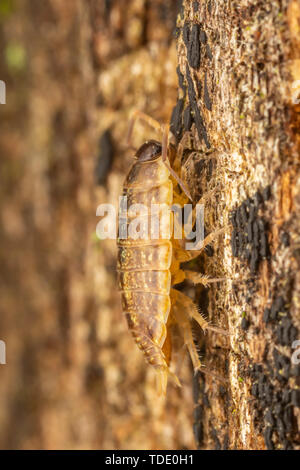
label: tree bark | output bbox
[175,0,300,450]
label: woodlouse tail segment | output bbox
[168,369,181,388]
[155,366,181,396]
[156,368,168,396]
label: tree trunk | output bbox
[175,0,300,450]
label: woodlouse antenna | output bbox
[126,110,162,148]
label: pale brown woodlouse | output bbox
[117,111,227,394]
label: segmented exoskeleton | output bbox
[117,112,227,394]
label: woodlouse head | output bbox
[135,140,162,162]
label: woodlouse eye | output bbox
[135,140,162,162]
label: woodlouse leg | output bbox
[190,226,229,253]
[162,322,172,367]
[171,296,228,383]
[175,131,192,170]
[171,293,228,383]
[126,110,162,147]
[172,173,220,217]
[174,226,228,262]
[178,142,217,171]
[172,190,190,206]
[171,289,229,336]
[156,367,181,396]
[194,186,221,207]
[156,368,168,396]
[170,267,186,286]
[178,270,227,287]
[156,323,181,395]
[171,296,202,372]
[161,124,193,201]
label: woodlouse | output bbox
[117,111,227,394]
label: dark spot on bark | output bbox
[289,325,298,343]
[257,62,265,71]
[265,383,273,404]
[203,393,210,407]
[85,364,104,391]
[241,316,249,330]
[291,390,300,407]
[291,364,300,377]
[253,220,259,247]
[104,0,112,17]
[262,185,271,201]
[187,24,201,69]
[258,374,267,399]
[251,383,259,397]
[273,348,290,382]
[204,72,212,111]
[206,43,213,60]
[276,417,285,440]
[281,232,290,247]
[270,296,286,321]
[173,26,181,39]
[230,194,270,272]
[186,65,210,148]
[200,29,207,44]
[192,1,199,12]
[223,434,229,449]
[250,249,259,273]
[263,308,270,323]
[176,65,186,96]
[265,408,275,427]
[95,129,114,186]
[247,221,253,242]
[183,104,193,131]
[193,371,201,402]
[254,190,263,205]
[283,406,293,432]
[260,231,269,258]
[193,404,204,447]
[249,203,258,222]
[264,426,274,449]
[211,428,221,450]
[183,22,190,47]
[170,98,184,142]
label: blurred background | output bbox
[0,0,197,449]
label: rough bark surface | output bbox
[174,0,300,450]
